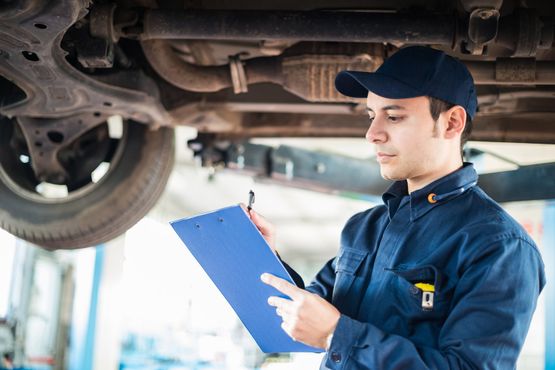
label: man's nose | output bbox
[365,119,387,143]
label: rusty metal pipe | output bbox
[141,39,381,101]
[143,38,555,103]
[141,39,284,92]
[140,9,455,45]
[141,39,233,92]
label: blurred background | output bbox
[0,126,553,370]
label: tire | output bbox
[0,119,175,250]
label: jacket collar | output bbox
[382,163,478,222]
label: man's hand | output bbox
[261,273,340,349]
[240,203,277,253]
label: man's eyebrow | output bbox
[366,105,406,113]
[382,105,406,111]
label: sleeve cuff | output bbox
[324,314,389,369]
[324,315,364,369]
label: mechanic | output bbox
[248,46,546,369]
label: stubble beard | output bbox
[380,163,407,182]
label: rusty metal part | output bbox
[169,98,555,144]
[495,8,554,57]
[142,39,382,101]
[460,0,504,13]
[75,25,115,68]
[133,7,555,57]
[216,111,555,144]
[466,7,500,54]
[90,4,119,42]
[229,55,248,94]
[281,54,383,102]
[0,0,171,125]
[467,59,555,84]
[141,39,234,92]
[495,58,537,83]
[461,0,503,54]
[16,113,108,183]
[468,8,500,45]
[238,112,369,137]
[139,9,455,45]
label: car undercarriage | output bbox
[1,0,554,249]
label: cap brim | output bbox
[335,71,423,99]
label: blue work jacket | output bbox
[286,163,546,370]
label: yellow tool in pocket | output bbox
[415,283,435,311]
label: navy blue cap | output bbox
[335,46,477,119]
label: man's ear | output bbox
[443,106,466,139]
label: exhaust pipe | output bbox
[141,39,383,101]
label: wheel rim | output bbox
[0,115,128,204]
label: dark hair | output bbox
[429,96,473,157]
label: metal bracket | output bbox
[229,55,248,94]
[16,113,108,183]
[75,31,115,69]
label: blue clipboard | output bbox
[170,205,323,353]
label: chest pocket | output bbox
[332,247,369,316]
[386,265,451,322]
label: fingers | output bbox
[268,296,295,316]
[264,273,340,349]
[261,273,303,300]
[281,322,297,341]
[249,210,275,236]
[239,203,250,215]
[240,204,277,251]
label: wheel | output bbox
[0,116,175,249]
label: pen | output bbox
[247,190,255,211]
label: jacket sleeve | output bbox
[277,252,337,297]
[278,254,306,289]
[324,237,545,370]
[305,257,337,302]
[303,211,366,301]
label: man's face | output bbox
[365,91,451,187]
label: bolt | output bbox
[478,9,496,20]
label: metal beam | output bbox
[141,10,455,44]
[193,139,555,203]
[478,162,555,202]
[184,110,555,144]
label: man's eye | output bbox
[368,117,375,123]
[388,116,403,122]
